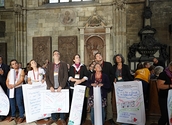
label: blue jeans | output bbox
[8,87,25,118]
[51,113,65,121]
[91,107,105,124]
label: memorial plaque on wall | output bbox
[58,36,77,65]
[33,36,52,66]
[0,43,7,64]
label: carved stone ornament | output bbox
[85,10,106,27]
[143,7,152,19]
[113,0,126,10]
[59,9,76,25]
[13,4,22,14]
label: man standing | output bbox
[0,56,9,121]
[94,52,116,125]
[153,57,165,69]
[46,50,68,125]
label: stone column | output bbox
[112,0,127,60]
[14,1,27,66]
[105,26,112,62]
[78,27,85,63]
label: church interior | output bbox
[0,0,172,125]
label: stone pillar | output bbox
[105,26,112,62]
[112,0,127,60]
[78,27,85,63]
[14,0,27,66]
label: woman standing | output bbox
[112,54,133,125]
[112,54,133,82]
[6,59,25,124]
[87,63,111,125]
[27,59,45,84]
[157,61,172,125]
[68,54,88,124]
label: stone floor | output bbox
[0,114,159,125]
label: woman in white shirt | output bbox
[27,59,45,84]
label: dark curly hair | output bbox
[113,54,125,64]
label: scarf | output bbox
[165,68,172,83]
[75,63,80,69]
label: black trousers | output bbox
[158,97,169,125]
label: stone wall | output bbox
[0,0,172,66]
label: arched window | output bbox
[50,0,93,3]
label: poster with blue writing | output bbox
[167,89,172,125]
[68,85,86,125]
[0,85,9,116]
[22,83,50,123]
[114,81,145,125]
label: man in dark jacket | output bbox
[94,52,116,125]
[0,56,10,121]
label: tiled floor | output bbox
[0,114,159,125]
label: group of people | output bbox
[0,50,172,125]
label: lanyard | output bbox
[74,67,81,74]
[33,70,39,80]
[15,70,19,81]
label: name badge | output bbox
[118,76,122,80]
[75,74,80,79]
[54,72,58,76]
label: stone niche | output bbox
[0,21,5,37]
[79,11,111,66]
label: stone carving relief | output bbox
[0,43,7,64]
[59,9,76,25]
[13,4,22,14]
[85,10,106,27]
[33,36,52,66]
[0,21,5,37]
[58,36,77,65]
[85,36,104,65]
[113,0,126,10]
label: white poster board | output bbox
[0,86,9,116]
[22,83,50,123]
[94,86,102,125]
[41,89,69,114]
[114,81,145,125]
[9,69,15,98]
[68,85,86,125]
[168,89,172,125]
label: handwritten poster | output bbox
[41,89,69,114]
[22,83,50,123]
[168,89,172,125]
[0,86,9,116]
[68,85,86,125]
[94,86,102,125]
[114,81,145,125]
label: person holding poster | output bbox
[68,54,88,124]
[0,56,9,121]
[94,52,115,125]
[87,63,111,125]
[157,61,172,125]
[112,54,133,125]
[6,59,25,124]
[27,59,45,84]
[46,50,68,125]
